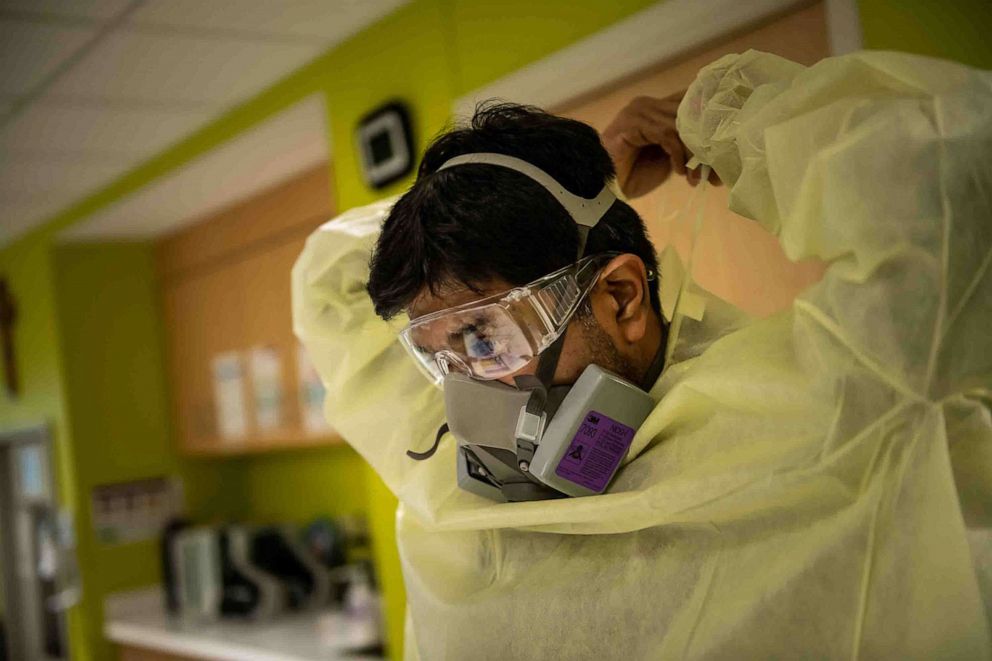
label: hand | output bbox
[601,93,720,198]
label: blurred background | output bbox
[0,1,989,660]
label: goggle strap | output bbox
[576,224,591,259]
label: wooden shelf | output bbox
[180,430,345,457]
[157,165,340,459]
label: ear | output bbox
[594,254,652,344]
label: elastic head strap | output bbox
[436,153,617,233]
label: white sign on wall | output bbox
[211,351,248,441]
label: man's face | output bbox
[407,255,658,387]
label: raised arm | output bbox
[292,200,446,502]
[677,49,992,401]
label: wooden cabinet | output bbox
[158,165,343,456]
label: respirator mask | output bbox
[398,153,665,502]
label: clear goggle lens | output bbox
[399,254,615,386]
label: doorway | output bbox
[0,426,70,661]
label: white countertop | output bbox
[104,588,384,661]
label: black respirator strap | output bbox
[640,340,667,392]
[406,423,449,461]
[536,327,568,387]
[513,374,547,406]
[511,373,547,466]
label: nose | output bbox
[494,358,539,387]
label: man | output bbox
[367,101,668,397]
[294,50,991,658]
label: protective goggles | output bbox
[399,253,617,386]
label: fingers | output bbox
[603,94,714,195]
[685,165,723,187]
[618,101,686,177]
[629,96,723,187]
[612,108,676,149]
[652,129,686,177]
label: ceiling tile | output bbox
[61,95,329,241]
[0,103,213,158]
[0,0,133,21]
[48,29,324,106]
[1,1,408,245]
[0,19,99,95]
[129,0,408,40]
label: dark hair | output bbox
[367,101,660,320]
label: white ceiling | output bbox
[60,94,330,241]
[0,0,408,247]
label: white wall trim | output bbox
[453,0,860,118]
[825,0,864,54]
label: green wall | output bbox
[52,243,249,660]
[52,243,374,660]
[0,231,87,655]
[0,525,4,621]
[858,0,992,69]
[449,0,658,94]
[55,244,170,658]
[2,1,990,660]
[54,243,174,661]
[0,233,76,507]
[236,449,369,523]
